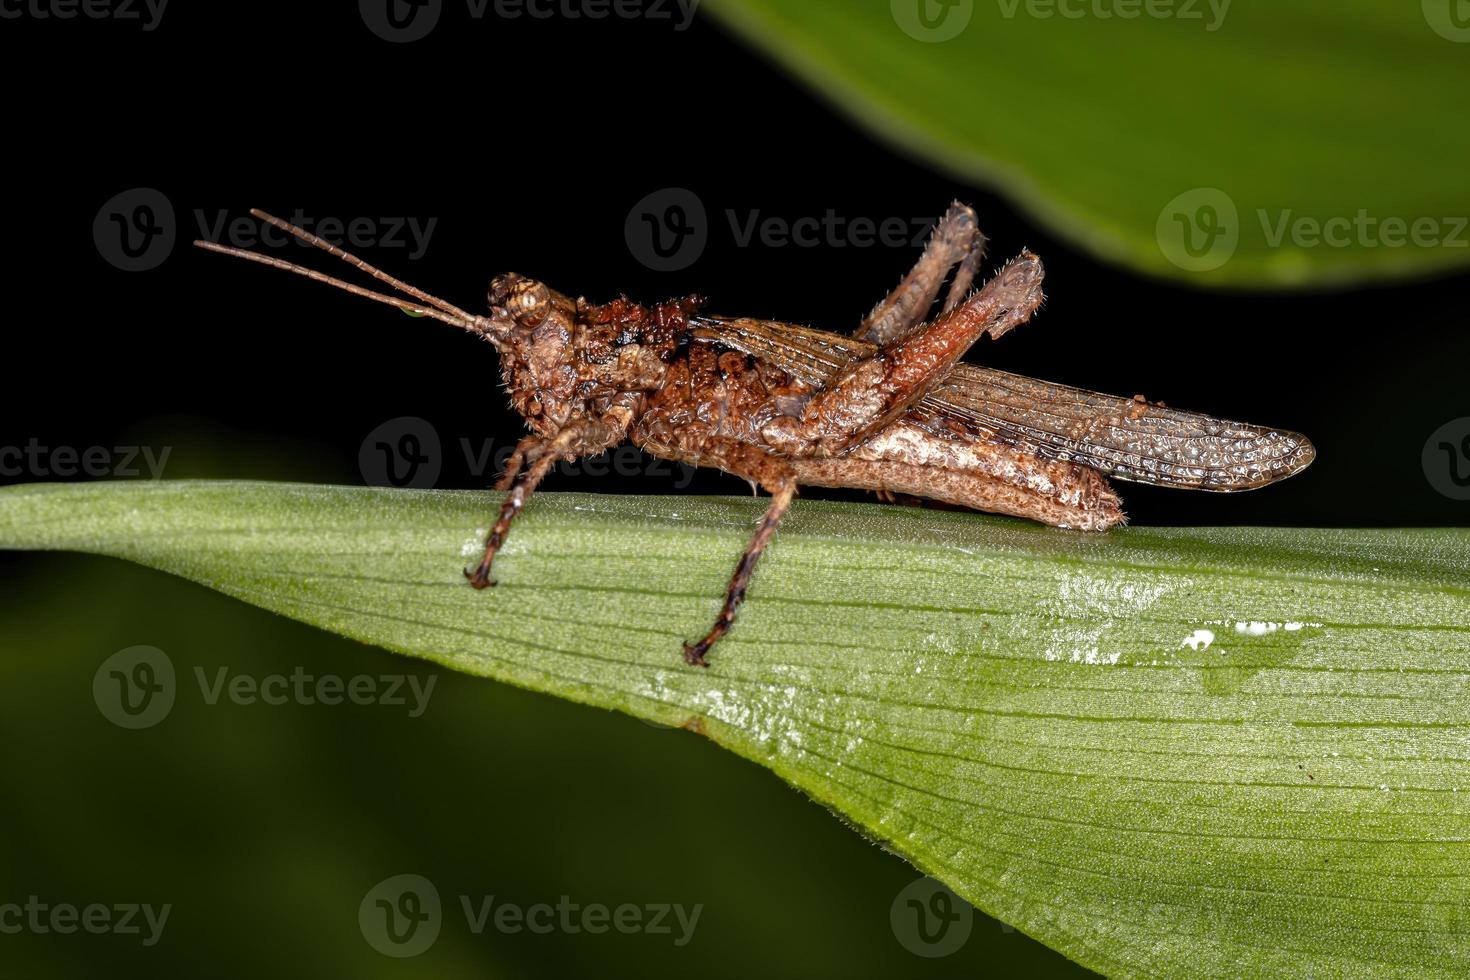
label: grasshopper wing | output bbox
[692,315,1314,490]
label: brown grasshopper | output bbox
[195,204,1315,666]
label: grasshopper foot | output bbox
[463,564,498,590]
[681,639,712,668]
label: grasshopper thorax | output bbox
[487,273,704,436]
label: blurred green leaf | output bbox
[2,481,1468,976]
[706,0,1470,287]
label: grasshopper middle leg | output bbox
[638,439,799,667]
[683,477,797,667]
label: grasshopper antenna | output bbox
[247,209,475,321]
[192,209,500,336]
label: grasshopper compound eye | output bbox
[489,273,551,327]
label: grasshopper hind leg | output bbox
[858,202,986,344]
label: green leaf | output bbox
[704,0,1470,287]
[3,480,1468,976]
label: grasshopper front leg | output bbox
[465,413,630,589]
